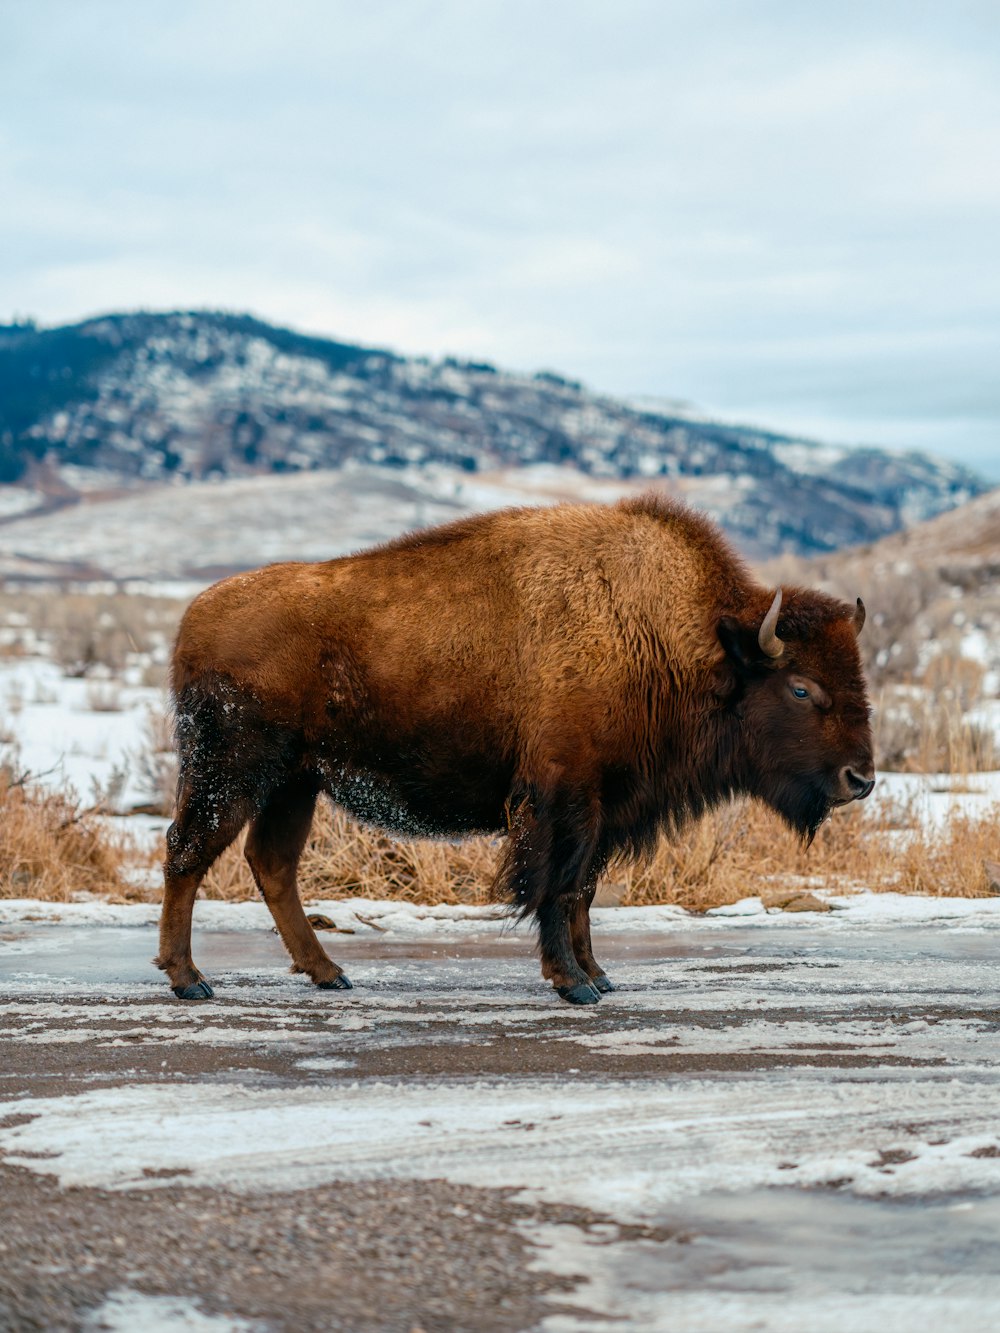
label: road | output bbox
[2,895,1000,1332]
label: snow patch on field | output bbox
[3,1076,1000,1212]
[0,657,161,810]
[536,1236,1000,1333]
[873,769,1000,828]
[5,891,1000,935]
[83,1289,258,1332]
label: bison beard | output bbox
[156,494,875,1005]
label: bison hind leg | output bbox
[157,780,258,999]
[244,778,350,990]
[158,681,298,999]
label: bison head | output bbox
[716,588,875,839]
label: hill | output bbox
[0,310,988,561]
[763,490,1000,755]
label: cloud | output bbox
[1,0,998,474]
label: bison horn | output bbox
[853,597,866,636]
[758,589,784,659]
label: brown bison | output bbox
[156,494,874,1004]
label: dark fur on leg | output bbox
[157,682,299,998]
[496,785,604,1000]
[568,879,615,991]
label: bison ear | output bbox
[717,616,763,672]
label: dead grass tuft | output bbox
[131,706,178,816]
[3,778,997,909]
[0,588,184,679]
[875,686,997,774]
[0,766,136,901]
[197,793,1000,910]
[617,795,999,908]
[201,802,501,904]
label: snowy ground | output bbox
[0,464,651,582]
[3,898,1000,1330]
[0,655,164,812]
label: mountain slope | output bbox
[0,310,988,558]
[761,488,1000,705]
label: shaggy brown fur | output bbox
[157,494,874,1004]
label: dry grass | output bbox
[874,682,997,774]
[2,769,996,908]
[0,766,136,901]
[200,803,501,904]
[0,588,184,680]
[132,706,178,815]
[193,792,1000,910]
[617,794,999,907]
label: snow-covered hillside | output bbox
[0,311,988,563]
[0,464,659,582]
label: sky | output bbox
[1,0,999,477]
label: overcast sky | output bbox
[2,1,998,476]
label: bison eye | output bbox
[791,685,810,700]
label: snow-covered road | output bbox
[2,897,1000,1331]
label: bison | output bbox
[156,493,874,1004]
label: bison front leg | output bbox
[500,786,603,1004]
[569,882,616,993]
[536,896,600,1003]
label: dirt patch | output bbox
[0,1164,605,1333]
[0,1023,935,1103]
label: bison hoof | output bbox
[558,981,601,1005]
[317,973,353,990]
[173,980,214,1001]
[591,973,616,993]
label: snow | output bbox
[0,485,43,518]
[6,890,1000,937]
[968,698,1000,742]
[537,1243,1000,1333]
[0,897,503,934]
[7,901,1000,1328]
[83,1290,256,1332]
[870,768,1000,828]
[770,440,849,476]
[961,627,997,670]
[706,897,767,916]
[0,465,651,582]
[3,1072,999,1209]
[0,657,162,810]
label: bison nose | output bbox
[841,766,876,801]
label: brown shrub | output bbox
[0,588,185,679]
[4,774,997,910]
[0,768,135,901]
[197,792,1000,911]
